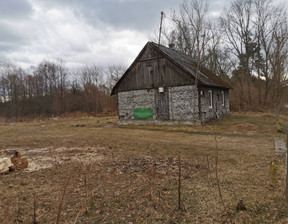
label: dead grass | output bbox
[135,111,287,138]
[0,112,288,223]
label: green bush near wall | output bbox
[133,108,153,120]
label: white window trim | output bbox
[221,90,225,107]
[208,90,213,109]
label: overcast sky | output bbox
[0,0,286,69]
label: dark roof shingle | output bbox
[151,42,232,89]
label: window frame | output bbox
[208,90,213,109]
[221,90,225,107]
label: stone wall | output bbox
[117,86,229,123]
[118,89,155,120]
[168,85,199,121]
[200,88,229,123]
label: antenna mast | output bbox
[158,11,164,47]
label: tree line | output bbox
[162,0,288,111]
[0,59,125,118]
[1,0,288,118]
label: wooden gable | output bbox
[111,42,195,95]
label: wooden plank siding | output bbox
[115,59,195,92]
[113,44,195,94]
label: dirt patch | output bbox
[2,147,104,172]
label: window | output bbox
[208,90,213,109]
[147,66,153,88]
[221,91,225,106]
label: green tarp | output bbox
[133,108,153,120]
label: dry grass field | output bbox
[0,112,288,223]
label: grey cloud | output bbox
[0,23,29,58]
[36,0,179,31]
[0,0,32,20]
[0,0,257,69]
[84,0,179,30]
[0,23,27,43]
[0,42,17,53]
[0,0,32,58]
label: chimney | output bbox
[168,43,175,49]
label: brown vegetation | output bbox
[0,113,288,223]
[0,60,124,119]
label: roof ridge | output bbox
[150,42,202,65]
[150,41,232,89]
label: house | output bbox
[111,41,232,125]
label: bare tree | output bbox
[253,0,288,108]
[0,60,121,118]
[105,65,125,91]
[167,0,210,61]
[220,0,288,110]
[220,0,257,105]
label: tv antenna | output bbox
[158,11,164,47]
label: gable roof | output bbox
[111,41,232,95]
[150,42,232,89]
